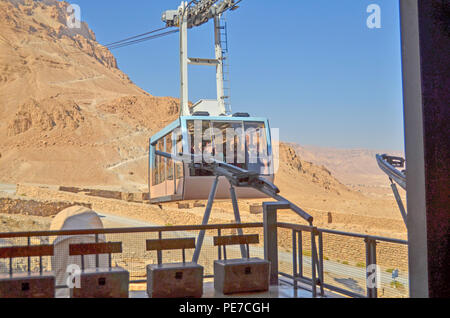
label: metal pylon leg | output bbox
[390,178,408,227]
[192,176,220,263]
[229,184,247,258]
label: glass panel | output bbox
[211,121,245,168]
[151,145,157,186]
[187,120,214,177]
[175,130,183,180]
[186,120,270,176]
[156,138,165,184]
[244,122,270,175]
[166,134,174,181]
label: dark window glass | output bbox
[244,122,270,175]
[166,134,174,181]
[187,120,214,177]
[151,144,157,186]
[156,138,165,184]
[175,131,183,179]
[186,120,270,176]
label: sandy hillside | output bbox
[290,144,405,188]
[0,0,407,237]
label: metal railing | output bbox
[276,223,409,298]
[0,221,409,298]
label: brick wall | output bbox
[0,197,92,217]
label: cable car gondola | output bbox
[149,112,274,203]
[149,1,275,203]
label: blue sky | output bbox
[73,0,405,151]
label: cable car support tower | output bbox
[162,0,238,117]
[161,1,314,264]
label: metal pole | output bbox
[263,202,289,286]
[158,231,163,265]
[27,237,31,274]
[95,234,99,268]
[179,1,189,116]
[318,231,325,296]
[192,176,220,263]
[365,238,378,298]
[311,230,317,298]
[218,229,222,260]
[390,179,408,226]
[292,230,298,290]
[298,231,303,279]
[214,14,226,115]
[371,240,378,298]
[229,184,247,258]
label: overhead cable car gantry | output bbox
[148,0,313,262]
[162,0,240,116]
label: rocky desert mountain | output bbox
[0,0,181,188]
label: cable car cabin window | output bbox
[244,122,270,175]
[186,120,270,177]
[166,134,174,181]
[156,138,165,185]
[151,145,157,186]
[175,131,183,180]
[187,120,214,177]
[212,121,245,168]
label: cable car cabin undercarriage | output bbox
[149,116,275,203]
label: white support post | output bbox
[179,1,190,116]
[214,15,226,115]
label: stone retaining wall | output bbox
[0,197,92,217]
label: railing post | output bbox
[365,237,378,298]
[157,231,163,265]
[192,176,220,263]
[292,230,298,290]
[311,228,317,298]
[95,234,99,268]
[298,230,303,279]
[318,231,325,297]
[263,202,290,286]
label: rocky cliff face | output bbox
[0,0,180,188]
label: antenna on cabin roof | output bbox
[162,0,240,117]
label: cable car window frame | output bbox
[185,119,271,177]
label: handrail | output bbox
[278,223,408,245]
[0,222,407,245]
[0,223,264,239]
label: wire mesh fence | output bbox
[375,241,409,298]
[320,232,367,297]
[0,225,265,284]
